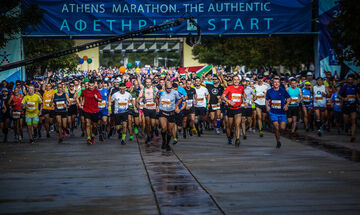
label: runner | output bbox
[338,75,359,142]
[0,90,7,142]
[301,81,313,131]
[79,80,102,144]
[265,78,291,148]
[242,79,255,140]
[8,86,24,142]
[109,83,135,145]
[1,88,10,142]
[222,75,245,147]
[67,82,78,136]
[183,79,197,138]
[97,80,109,141]
[331,83,343,134]
[41,83,55,138]
[254,76,270,137]
[138,78,158,144]
[52,83,70,143]
[313,77,328,136]
[194,77,209,137]
[287,79,302,136]
[206,75,224,135]
[157,81,184,150]
[22,85,42,144]
[126,81,139,141]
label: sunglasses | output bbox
[166,88,172,90]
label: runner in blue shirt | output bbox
[331,83,342,135]
[265,78,290,148]
[338,74,359,142]
[97,81,110,142]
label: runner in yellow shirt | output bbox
[22,85,42,144]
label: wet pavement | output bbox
[1,128,360,214]
[137,136,222,215]
[0,134,158,215]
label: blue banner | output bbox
[22,0,312,37]
[0,36,24,83]
[319,0,360,77]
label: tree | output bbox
[192,36,313,73]
[24,39,78,77]
[329,0,360,65]
[0,0,43,48]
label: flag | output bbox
[178,65,212,78]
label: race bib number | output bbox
[232,93,241,102]
[139,103,144,109]
[69,98,77,105]
[12,111,21,119]
[271,100,282,109]
[196,97,204,102]
[211,104,220,110]
[315,95,323,101]
[56,101,65,109]
[303,95,310,102]
[161,99,171,108]
[98,100,106,109]
[44,99,51,107]
[256,95,265,99]
[290,97,299,105]
[186,99,193,108]
[347,95,356,103]
[26,102,35,110]
[145,102,156,109]
[335,99,341,105]
[118,102,128,109]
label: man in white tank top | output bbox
[312,77,329,136]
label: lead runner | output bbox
[265,78,290,148]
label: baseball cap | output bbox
[304,81,311,85]
[306,72,313,76]
[119,83,126,88]
[125,82,132,88]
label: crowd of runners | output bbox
[0,66,358,151]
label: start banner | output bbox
[22,0,312,37]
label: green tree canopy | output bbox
[24,39,78,77]
[329,0,360,65]
[0,0,43,48]
[192,36,313,73]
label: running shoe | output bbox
[243,135,247,140]
[154,129,159,137]
[58,138,63,144]
[134,127,139,135]
[99,134,104,142]
[121,139,126,145]
[216,128,220,135]
[259,130,264,137]
[87,139,92,145]
[91,136,95,144]
[276,142,282,148]
[235,139,240,147]
[183,131,186,139]
[173,139,177,145]
[317,129,322,137]
[129,135,133,141]
[228,138,232,145]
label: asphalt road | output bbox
[1,128,360,215]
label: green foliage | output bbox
[192,36,313,72]
[0,0,43,48]
[329,0,360,65]
[24,39,78,77]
